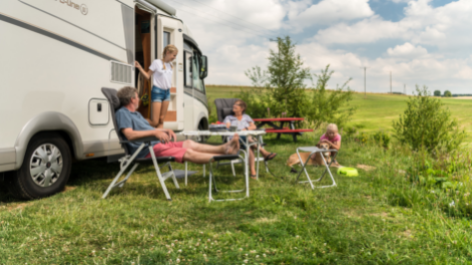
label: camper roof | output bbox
[146,0,177,16]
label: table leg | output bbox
[276,121,285,140]
[246,136,250,198]
[256,135,261,180]
[256,121,267,129]
[185,136,188,186]
[290,121,297,142]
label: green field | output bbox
[1,86,472,264]
[206,85,472,142]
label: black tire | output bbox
[198,119,209,143]
[7,133,72,199]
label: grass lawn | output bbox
[1,86,472,264]
[1,133,471,264]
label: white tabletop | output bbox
[179,130,266,137]
[298,147,338,153]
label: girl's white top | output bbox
[149,59,173,90]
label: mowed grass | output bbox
[1,85,472,264]
[1,135,472,264]
[206,85,472,142]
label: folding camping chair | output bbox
[295,147,338,189]
[208,151,248,202]
[214,98,269,177]
[101,88,180,201]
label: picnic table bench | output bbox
[253,117,313,142]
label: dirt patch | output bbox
[401,229,414,238]
[357,164,376,171]
[344,210,363,218]
[255,217,278,223]
[370,212,389,218]
[63,186,77,193]
[0,203,28,212]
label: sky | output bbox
[170,0,471,94]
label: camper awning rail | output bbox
[135,0,177,16]
[135,0,157,14]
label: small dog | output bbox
[286,142,332,173]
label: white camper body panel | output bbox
[0,0,209,173]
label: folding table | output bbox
[179,130,266,200]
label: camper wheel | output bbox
[198,118,209,143]
[8,133,72,199]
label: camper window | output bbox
[164,31,171,47]
[192,57,204,93]
[184,51,192,88]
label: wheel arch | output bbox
[14,112,84,169]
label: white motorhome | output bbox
[0,0,209,198]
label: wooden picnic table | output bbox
[253,117,313,142]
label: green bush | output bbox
[434,90,441,97]
[392,85,465,155]
[305,65,355,130]
[444,90,452,97]
[244,36,310,118]
[372,131,390,149]
[241,36,355,130]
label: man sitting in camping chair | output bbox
[116,86,240,164]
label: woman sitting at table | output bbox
[224,100,277,179]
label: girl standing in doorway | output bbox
[135,44,178,128]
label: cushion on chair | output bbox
[135,156,176,163]
[222,108,234,119]
[101,88,121,111]
[211,154,241,162]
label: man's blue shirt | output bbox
[115,107,159,158]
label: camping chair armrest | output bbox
[119,136,160,144]
[211,150,243,162]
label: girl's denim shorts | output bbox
[151,86,171,103]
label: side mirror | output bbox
[199,55,208,79]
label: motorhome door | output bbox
[157,15,184,131]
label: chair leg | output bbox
[295,151,316,190]
[184,161,188,186]
[295,149,337,189]
[231,161,236,177]
[168,162,180,189]
[209,163,213,202]
[149,146,172,201]
[102,161,136,199]
[208,156,247,202]
[119,163,139,188]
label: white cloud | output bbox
[171,0,472,93]
[313,16,408,44]
[387,43,428,58]
[288,0,374,29]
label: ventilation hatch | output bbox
[110,61,132,84]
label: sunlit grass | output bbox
[1,134,471,264]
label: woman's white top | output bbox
[149,59,173,90]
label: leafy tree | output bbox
[306,65,355,130]
[266,36,311,118]
[444,90,452,97]
[433,90,441,97]
[244,36,311,118]
[393,85,465,154]
[244,66,268,88]
[241,36,355,129]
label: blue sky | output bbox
[173,0,471,94]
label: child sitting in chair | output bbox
[319,123,342,167]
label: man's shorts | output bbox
[145,141,186,163]
[151,86,171,103]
